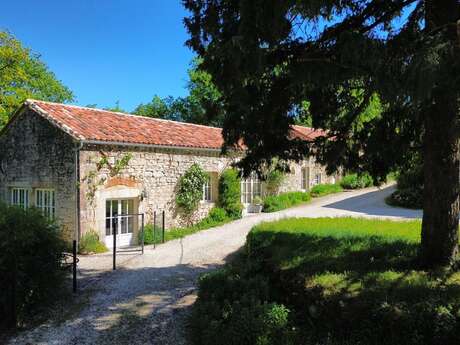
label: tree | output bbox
[181,58,226,126]
[104,100,126,113]
[133,59,226,126]
[133,95,182,121]
[184,1,460,267]
[0,31,73,128]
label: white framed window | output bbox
[36,189,56,219]
[10,188,30,209]
[105,199,134,236]
[241,173,262,204]
[301,167,310,190]
[314,173,322,185]
[202,175,212,202]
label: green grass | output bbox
[79,231,108,254]
[164,217,233,241]
[263,191,311,212]
[142,207,235,245]
[190,217,460,345]
[263,184,344,213]
[309,183,343,197]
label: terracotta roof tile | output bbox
[22,100,325,150]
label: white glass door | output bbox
[105,199,135,247]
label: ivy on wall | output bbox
[176,163,208,215]
[81,151,132,206]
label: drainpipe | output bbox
[74,141,83,247]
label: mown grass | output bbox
[190,217,460,345]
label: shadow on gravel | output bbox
[9,251,240,345]
[322,187,422,219]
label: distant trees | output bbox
[0,31,73,128]
[132,59,226,126]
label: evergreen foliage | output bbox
[218,168,243,218]
[0,203,66,329]
[183,0,460,267]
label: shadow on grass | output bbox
[248,230,460,344]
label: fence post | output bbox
[162,211,165,243]
[141,213,145,254]
[153,211,157,249]
[72,240,77,293]
[10,255,17,329]
[113,223,116,270]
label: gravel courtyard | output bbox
[8,184,422,345]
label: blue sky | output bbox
[0,1,194,111]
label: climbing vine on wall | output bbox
[82,151,132,206]
[176,163,208,215]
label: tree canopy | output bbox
[183,0,460,267]
[0,31,74,128]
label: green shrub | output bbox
[340,172,373,189]
[386,188,423,209]
[139,223,164,245]
[387,155,423,209]
[0,203,67,329]
[189,266,292,345]
[79,230,108,254]
[218,168,243,218]
[263,191,311,212]
[191,217,460,345]
[208,207,227,222]
[176,163,208,214]
[309,183,343,197]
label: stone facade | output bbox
[0,109,77,241]
[78,145,233,245]
[0,108,340,246]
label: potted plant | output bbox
[249,196,264,213]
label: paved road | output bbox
[9,184,422,345]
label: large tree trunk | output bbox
[420,0,460,268]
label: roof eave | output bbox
[81,139,224,153]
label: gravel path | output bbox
[8,184,421,345]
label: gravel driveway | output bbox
[8,184,422,345]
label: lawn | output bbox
[190,217,460,345]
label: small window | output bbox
[202,175,212,202]
[11,188,29,209]
[301,167,310,190]
[314,173,322,185]
[36,189,56,219]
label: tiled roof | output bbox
[19,99,325,150]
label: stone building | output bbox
[0,100,339,247]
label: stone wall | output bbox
[78,144,235,243]
[0,108,342,247]
[78,144,341,245]
[0,109,77,241]
[280,157,340,193]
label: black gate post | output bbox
[72,240,77,293]
[162,211,165,243]
[113,223,116,270]
[141,213,145,254]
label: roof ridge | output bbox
[26,99,223,131]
